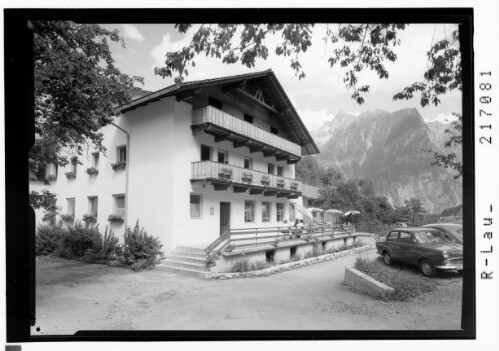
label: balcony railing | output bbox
[192,106,302,157]
[191,161,302,193]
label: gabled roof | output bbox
[120,69,320,155]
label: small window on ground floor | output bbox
[276,203,284,222]
[245,200,255,222]
[66,197,75,216]
[114,195,126,217]
[289,203,295,222]
[190,193,202,219]
[262,202,271,223]
[88,196,98,216]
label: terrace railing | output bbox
[205,223,356,263]
[192,106,302,157]
[191,161,303,193]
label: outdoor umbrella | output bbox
[343,210,360,217]
[307,207,324,212]
[293,204,313,219]
[326,209,343,214]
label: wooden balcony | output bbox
[191,161,302,197]
[192,106,302,162]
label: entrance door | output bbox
[220,202,231,236]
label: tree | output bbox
[157,23,463,177]
[404,198,427,226]
[30,21,143,215]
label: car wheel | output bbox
[419,259,436,277]
[383,252,392,265]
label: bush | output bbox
[229,259,251,273]
[354,257,439,301]
[35,223,66,255]
[122,221,163,270]
[99,226,121,260]
[57,221,101,259]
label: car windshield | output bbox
[413,231,451,243]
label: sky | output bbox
[102,23,462,132]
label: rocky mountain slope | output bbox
[310,108,462,213]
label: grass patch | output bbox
[354,257,440,301]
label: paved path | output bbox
[33,249,461,334]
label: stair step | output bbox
[156,264,210,279]
[164,254,207,264]
[171,249,207,258]
[161,259,210,271]
[175,246,206,254]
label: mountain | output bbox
[311,108,462,213]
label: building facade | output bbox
[30,70,320,252]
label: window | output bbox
[217,150,228,164]
[277,166,283,177]
[208,96,223,110]
[270,127,278,135]
[88,197,98,216]
[289,203,295,222]
[399,231,413,243]
[386,232,398,241]
[190,194,202,219]
[268,163,275,174]
[244,157,252,170]
[276,203,284,222]
[243,113,254,123]
[262,202,271,222]
[114,195,126,217]
[117,145,127,163]
[245,200,255,222]
[91,152,100,169]
[201,144,211,161]
[45,163,58,179]
[66,198,75,216]
[70,158,77,174]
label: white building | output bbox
[31,70,324,261]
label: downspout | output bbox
[111,122,130,230]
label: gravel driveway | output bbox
[33,249,462,334]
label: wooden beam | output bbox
[276,154,290,161]
[212,183,229,191]
[222,81,245,93]
[249,188,265,195]
[176,88,202,102]
[287,194,299,199]
[250,145,265,153]
[191,125,206,136]
[235,88,279,114]
[264,190,278,197]
[263,149,278,158]
[287,158,300,165]
[233,139,250,148]
[215,132,233,142]
[233,185,249,193]
[276,193,289,198]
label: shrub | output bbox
[98,226,121,260]
[229,259,251,273]
[57,221,101,259]
[35,223,66,255]
[122,221,163,270]
[304,251,314,259]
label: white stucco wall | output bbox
[31,96,306,253]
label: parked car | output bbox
[376,227,463,277]
[422,223,463,244]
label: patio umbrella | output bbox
[307,207,324,212]
[343,210,360,217]
[293,204,313,219]
[326,209,343,214]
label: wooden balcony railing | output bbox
[191,161,302,193]
[192,106,302,157]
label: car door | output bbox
[384,231,400,260]
[397,231,419,265]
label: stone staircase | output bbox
[157,246,211,278]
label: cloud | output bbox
[426,112,459,124]
[122,24,144,42]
